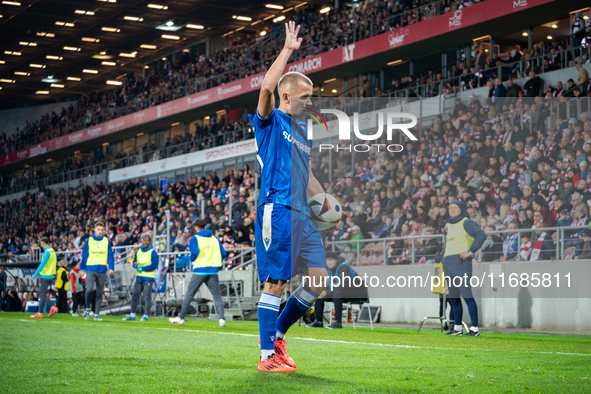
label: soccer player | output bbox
[170,218,227,327]
[123,235,159,322]
[80,221,114,322]
[254,21,328,372]
[30,237,58,318]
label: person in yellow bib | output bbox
[170,218,227,327]
[30,237,59,318]
[55,260,70,314]
[123,235,159,322]
[80,222,114,322]
[442,200,486,337]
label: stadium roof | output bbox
[0,0,317,108]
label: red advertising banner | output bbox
[0,0,553,168]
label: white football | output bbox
[308,193,342,230]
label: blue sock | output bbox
[276,286,318,338]
[258,293,281,359]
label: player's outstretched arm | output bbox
[257,21,302,119]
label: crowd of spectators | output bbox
[318,94,591,264]
[0,0,489,176]
[390,11,590,97]
[2,1,591,273]
[4,2,588,198]
[0,165,259,273]
[0,117,253,194]
[3,90,591,269]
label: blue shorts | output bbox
[255,203,326,282]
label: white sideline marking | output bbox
[157,327,591,357]
[5,318,591,357]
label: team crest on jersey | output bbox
[263,237,271,251]
[262,204,273,251]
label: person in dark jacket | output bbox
[529,222,555,261]
[0,266,6,293]
[305,252,368,329]
[480,225,504,262]
[416,232,443,263]
[0,290,10,311]
[442,200,486,336]
[524,71,542,97]
[7,290,22,312]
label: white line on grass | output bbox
[155,327,591,357]
[5,318,591,357]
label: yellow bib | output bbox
[55,267,69,291]
[432,261,448,295]
[136,248,156,279]
[40,247,57,277]
[444,217,474,257]
[192,235,222,269]
[86,237,109,266]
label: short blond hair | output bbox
[278,72,313,95]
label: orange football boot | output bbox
[258,355,295,372]
[274,338,296,368]
[48,306,58,317]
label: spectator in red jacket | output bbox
[69,261,86,316]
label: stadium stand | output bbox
[1,1,591,272]
[0,0,515,194]
[0,1,492,157]
[1,12,589,194]
[3,89,591,267]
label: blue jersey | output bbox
[254,108,311,214]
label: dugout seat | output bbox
[344,302,379,331]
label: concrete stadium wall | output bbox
[165,260,591,334]
[0,100,77,136]
[356,261,591,334]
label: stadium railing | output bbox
[4,89,590,200]
[51,244,256,314]
[327,225,590,266]
[390,43,591,98]
[0,125,255,196]
[1,36,586,176]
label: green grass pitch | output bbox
[0,313,590,393]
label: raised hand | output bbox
[284,20,302,51]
